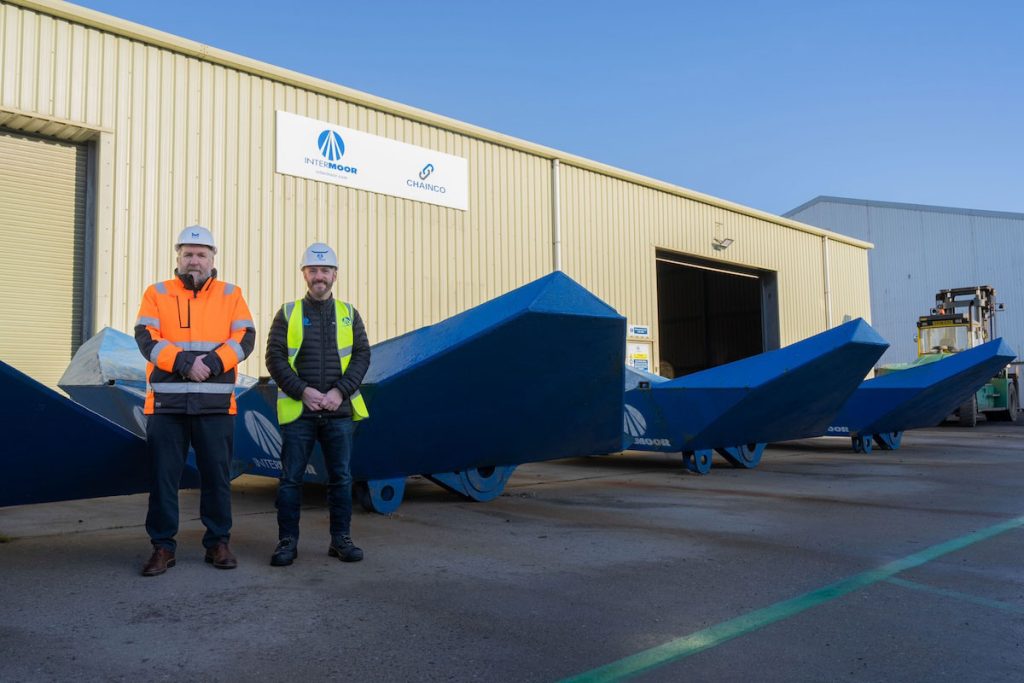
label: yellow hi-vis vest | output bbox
[277,298,370,425]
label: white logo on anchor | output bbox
[623,404,647,437]
[244,411,282,457]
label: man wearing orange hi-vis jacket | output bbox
[134,225,256,577]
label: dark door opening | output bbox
[656,252,778,378]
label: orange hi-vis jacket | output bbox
[134,273,256,415]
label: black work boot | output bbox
[270,538,298,567]
[328,535,363,562]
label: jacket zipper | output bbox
[191,279,211,411]
[320,301,327,392]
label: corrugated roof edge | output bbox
[12,0,872,249]
[785,195,1024,222]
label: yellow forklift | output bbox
[915,286,1019,426]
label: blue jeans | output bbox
[276,416,356,544]
[146,413,234,552]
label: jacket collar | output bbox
[303,292,334,308]
[174,268,218,293]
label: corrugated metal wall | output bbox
[560,164,849,349]
[0,130,87,386]
[788,197,1024,364]
[1,1,871,381]
[826,238,873,327]
[0,3,552,376]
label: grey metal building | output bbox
[786,196,1024,364]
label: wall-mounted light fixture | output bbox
[712,237,734,250]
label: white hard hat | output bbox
[175,225,217,252]
[301,242,338,269]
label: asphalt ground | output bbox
[1,421,1022,682]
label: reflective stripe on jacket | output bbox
[134,274,256,415]
[276,298,370,425]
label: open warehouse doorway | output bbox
[655,250,779,378]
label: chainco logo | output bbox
[624,403,671,447]
[407,161,446,194]
[305,129,358,175]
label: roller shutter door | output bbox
[0,130,88,386]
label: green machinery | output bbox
[913,286,1019,426]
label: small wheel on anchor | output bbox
[424,465,517,502]
[739,443,763,468]
[719,443,765,469]
[872,431,903,451]
[460,465,514,502]
[354,478,405,514]
[682,449,713,475]
[851,435,873,454]
[456,464,516,501]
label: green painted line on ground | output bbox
[560,514,1024,683]
[886,576,1024,615]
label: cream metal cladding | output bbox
[824,238,872,327]
[1,0,870,382]
[0,1,553,378]
[0,130,87,386]
[559,165,870,363]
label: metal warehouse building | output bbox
[786,196,1024,365]
[1,0,872,388]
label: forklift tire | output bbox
[958,395,978,428]
[989,387,1018,422]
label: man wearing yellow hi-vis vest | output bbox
[265,242,370,566]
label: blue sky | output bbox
[75,0,1024,216]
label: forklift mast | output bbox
[930,285,1003,342]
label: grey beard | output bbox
[182,271,210,289]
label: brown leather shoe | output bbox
[204,542,237,569]
[141,547,175,577]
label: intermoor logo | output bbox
[245,411,282,458]
[623,404,647,437]
[244,410,318,475]
[133,406,148,434]
[318,130,345,161]
[624,403,671,447]
[306,129,358,175]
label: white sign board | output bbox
[275,111,469,211]
[628,324,651,338]
[627,341,652,373]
